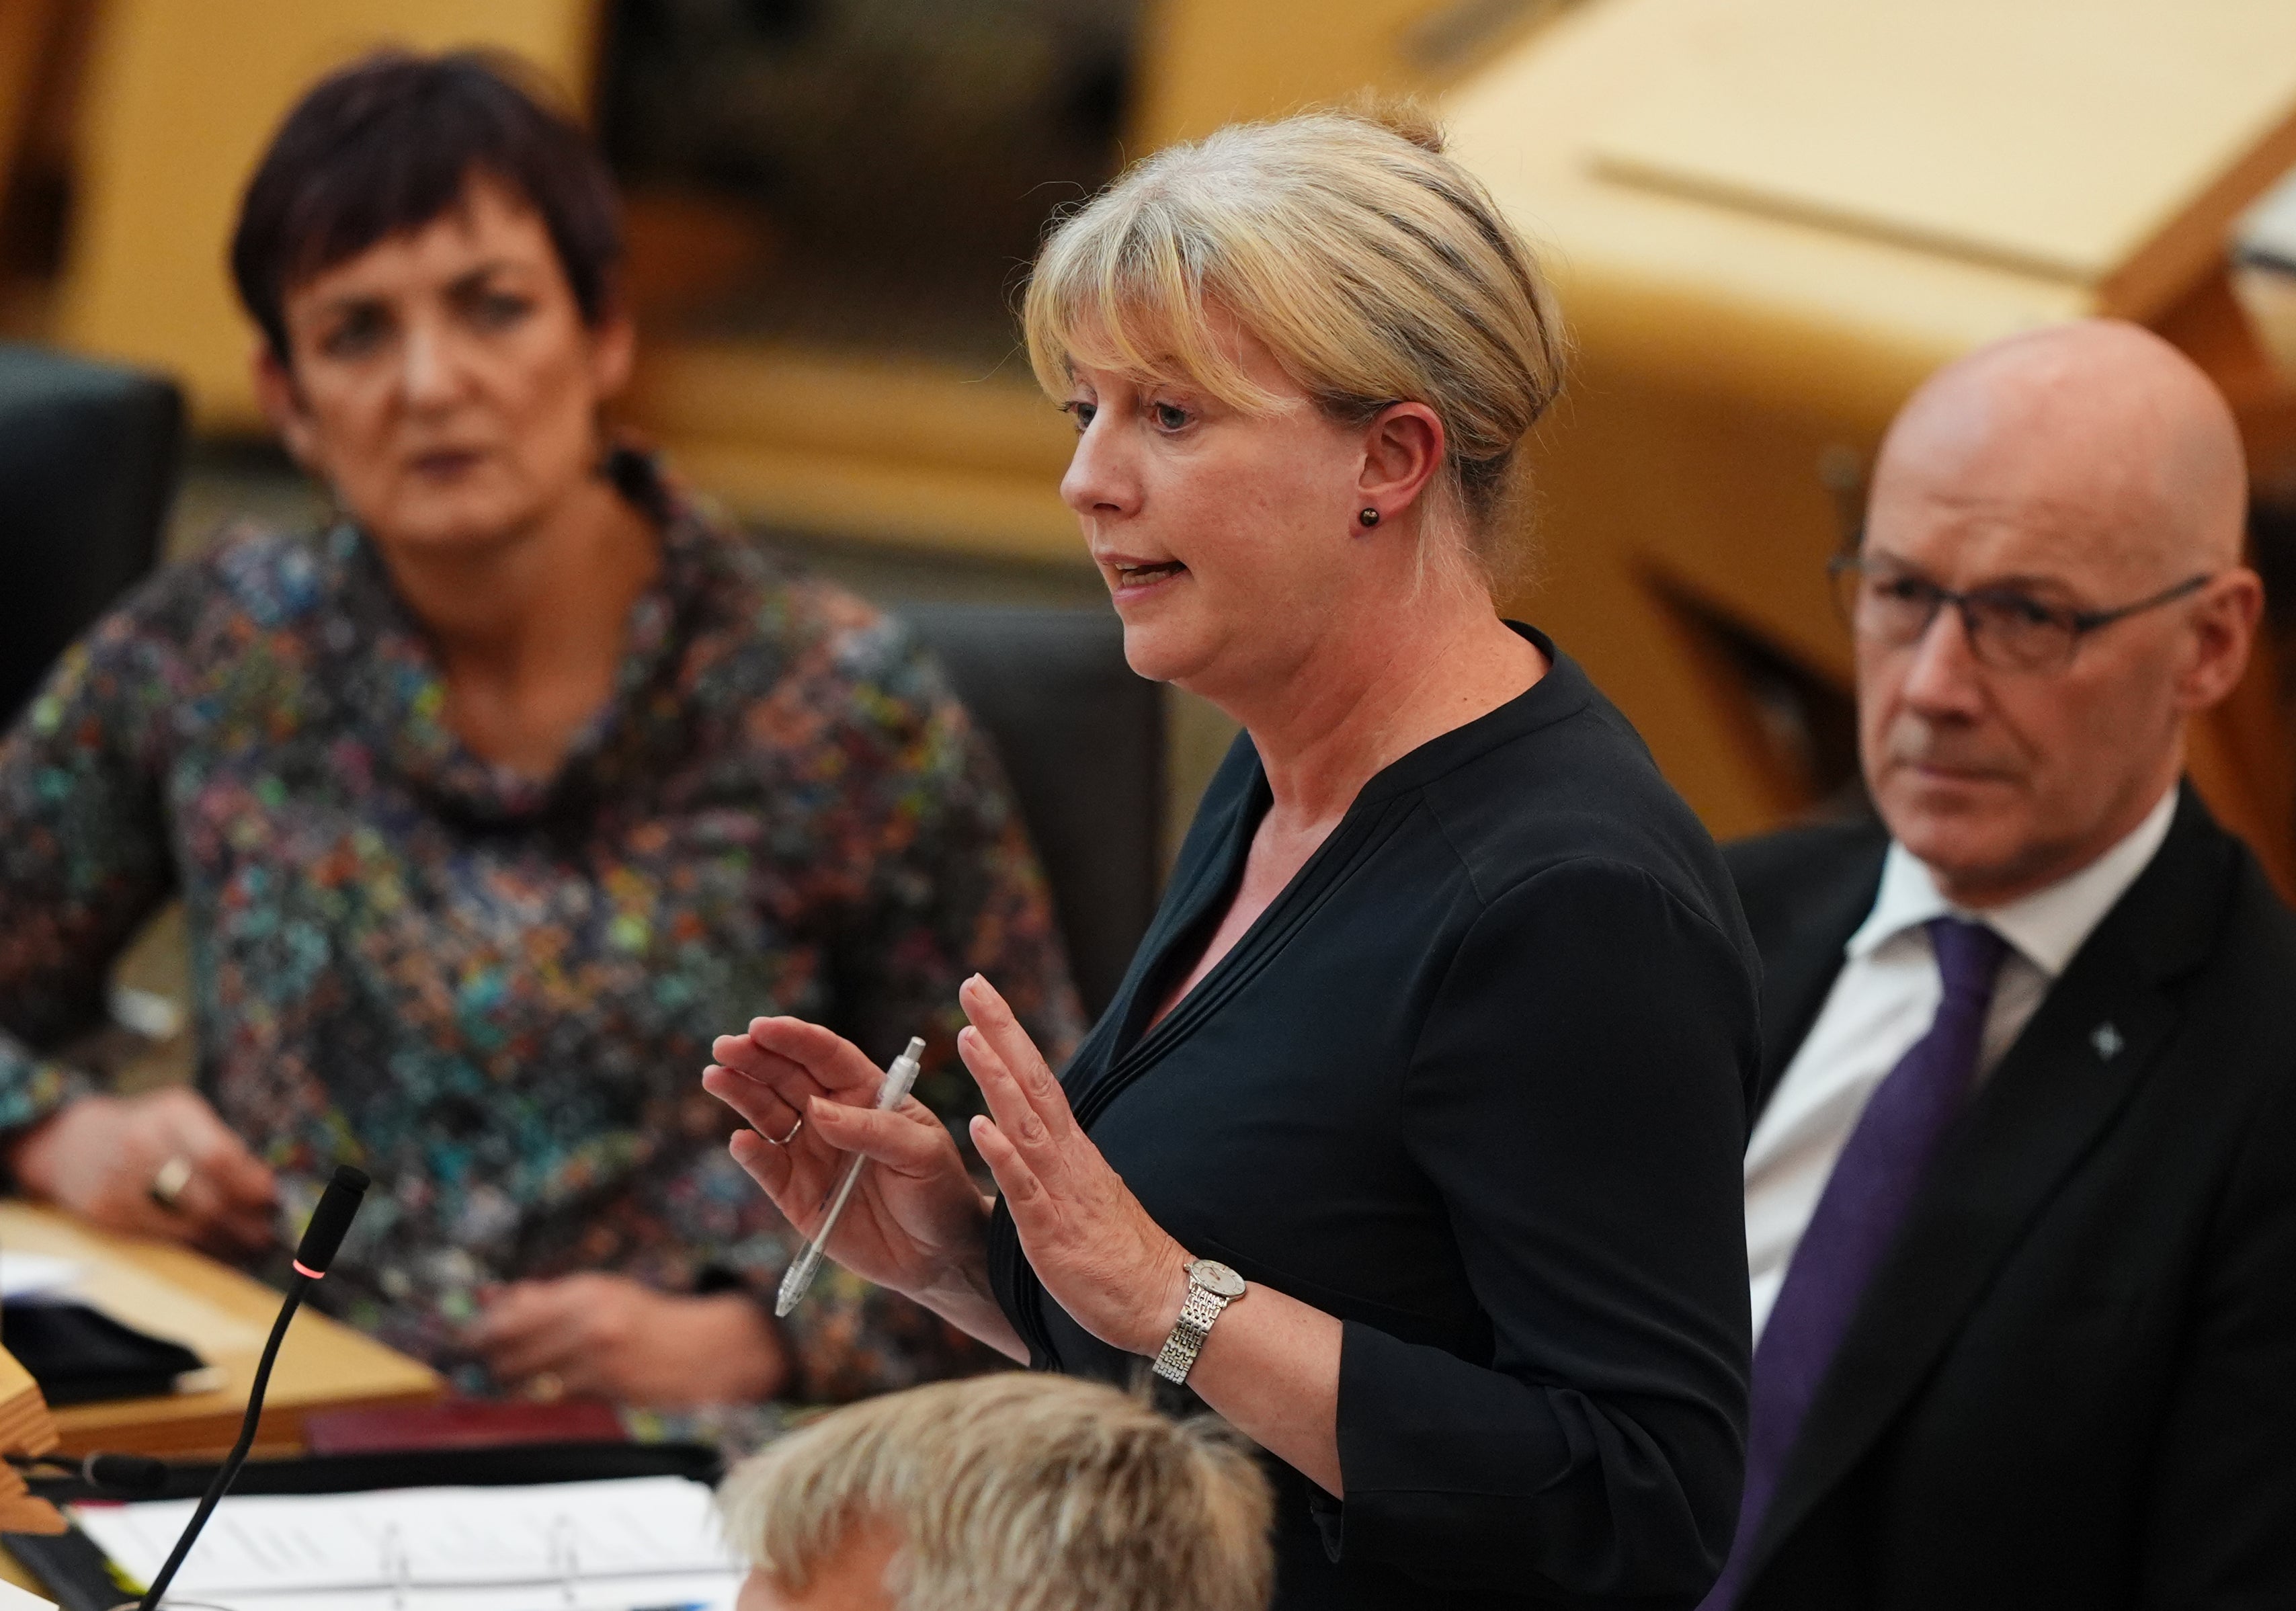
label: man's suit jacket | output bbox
[1723,786,2296,1610]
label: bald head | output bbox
[1854,319,2262,907]
[1873,320,2246,582]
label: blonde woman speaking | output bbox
[707,108,1757,1610]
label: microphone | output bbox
[135,1165,369,1610]
[84,1452,169,1495]
[290,1163,368,1278]
[5,1450,169,1495]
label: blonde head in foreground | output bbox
[719,1372,1274,1611]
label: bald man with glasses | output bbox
[1705,320,2296,1611]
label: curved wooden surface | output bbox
[0,1202,441,1462]
[1444,0,2296,886]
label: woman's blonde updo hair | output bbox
[1023,103,1565,590]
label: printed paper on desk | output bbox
[0,1252,79,1302]
[114,1574,742,1611]
[71,1475,741,1606]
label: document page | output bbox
[72,1475,743,1609]
[0,1251,79,1300]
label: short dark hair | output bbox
[230,50,622,362]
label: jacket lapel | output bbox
[1750,790,2234,1576]
[1751,846,1887,1118]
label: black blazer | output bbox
[1723,787,2296,1610]
[989,634,1760,1610]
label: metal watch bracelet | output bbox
[1152,1259,1247,1387]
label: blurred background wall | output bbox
[5,0,2296,889]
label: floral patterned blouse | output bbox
[0,459,1083,1402]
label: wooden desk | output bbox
[1441,0,2296,872]
[0,1202,442,1460]
[0,1345,62,1599]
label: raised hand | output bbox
[704,1017,1018,1352]
[956,975,1191,1358]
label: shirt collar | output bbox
[1846,786,2178,977]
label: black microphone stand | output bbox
[134,1165,368,1611]
[131,1274,309,1610]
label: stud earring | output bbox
[1358,507,1381,528]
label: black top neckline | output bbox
[1203,622,1588,830]
[1094,623,1590,1095]
[1350,622,1588,807]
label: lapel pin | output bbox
[2091,1022,2125,1061]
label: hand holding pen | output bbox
[706,977,1182,1368]
[705,1015,1016,1349]
[778,1036,924,1314]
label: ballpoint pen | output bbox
[775,1036,926,1317]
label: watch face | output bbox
[1189,1259,1246,1298]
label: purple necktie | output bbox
[1701,917,2010,1610]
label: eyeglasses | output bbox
[1828,554,2212,673]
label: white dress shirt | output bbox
[1743,788,2177,1342]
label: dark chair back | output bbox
[0,343,184,722]
[899,603,1162,1020]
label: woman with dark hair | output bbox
[0,51,1081,1410]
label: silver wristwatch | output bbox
[1151,1259,1247,1386]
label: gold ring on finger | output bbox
[149,1155,196,1210]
